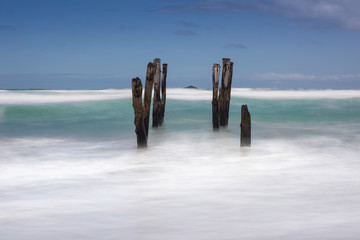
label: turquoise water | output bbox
[1,89,360,239]
[1,90,359,142]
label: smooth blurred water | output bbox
[1,89,360,239]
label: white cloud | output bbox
[254,73,360,81]
[268,0,360,31]
[160,0,360,31]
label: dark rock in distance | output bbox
[185,85,198,89]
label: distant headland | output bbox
[184,85,198,89]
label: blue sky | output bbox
[1,0,360,89]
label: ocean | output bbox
[1,88,360,239]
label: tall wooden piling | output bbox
[227,62,233,123]
[160,63,167,125]
[240,105,251,147]
[132,77,147,148]
[132,58,167,147]
[212,64,221,129]
[143,62,156,137]
[219,58,233,126]
[152,58,162,127]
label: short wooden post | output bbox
[132,77,147,148]
[240,104,251,147]
[152,58,162,127]
[219,58,233,126]
[212,64,220,129]
[143,62,156,137]
[160,63,167,125]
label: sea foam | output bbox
[167,88,360,100]
[0,89,131,105]
[1,90,360,239]
[1,89,360,105]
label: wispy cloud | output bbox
[158,0,360,31]
[175,30,197,36]
[296,23,326,32]
[225,43,246,49]
[177,20,221,31]
[0,24,15,31]
[254,73,360,81]
[255,73,317,81]
[178,21,201,28]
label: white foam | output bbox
[167,88,360,100]
[231,88,360,100]
[166,88,212,101]
[1,89,360,105]
[0,137,134,186]
[1,130,360,239]
[0,89,132,105]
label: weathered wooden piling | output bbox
[219,58,233,126]
[132,77,147,148]
[227,62,233,122]
[240,104,251,147]
[152,58,162,127]
[160,63,167,125]
[132,58,167,147]
[212,64,221,129]
[143,62,156,137]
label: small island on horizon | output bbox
[184,85,198,89]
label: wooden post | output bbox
[226,61,234,124]
[143,62,156,137]
[212,64,220,129]
[152,58,162,127]
[219,58,233,126]
[240,104,251,147]
[160,63,167,125]
[132,77,147,148]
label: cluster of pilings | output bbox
[212,58,234,128]
[152,58,167,127]
[132,57,251,148]
[212,58,251,147]
[131,58,167,148]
